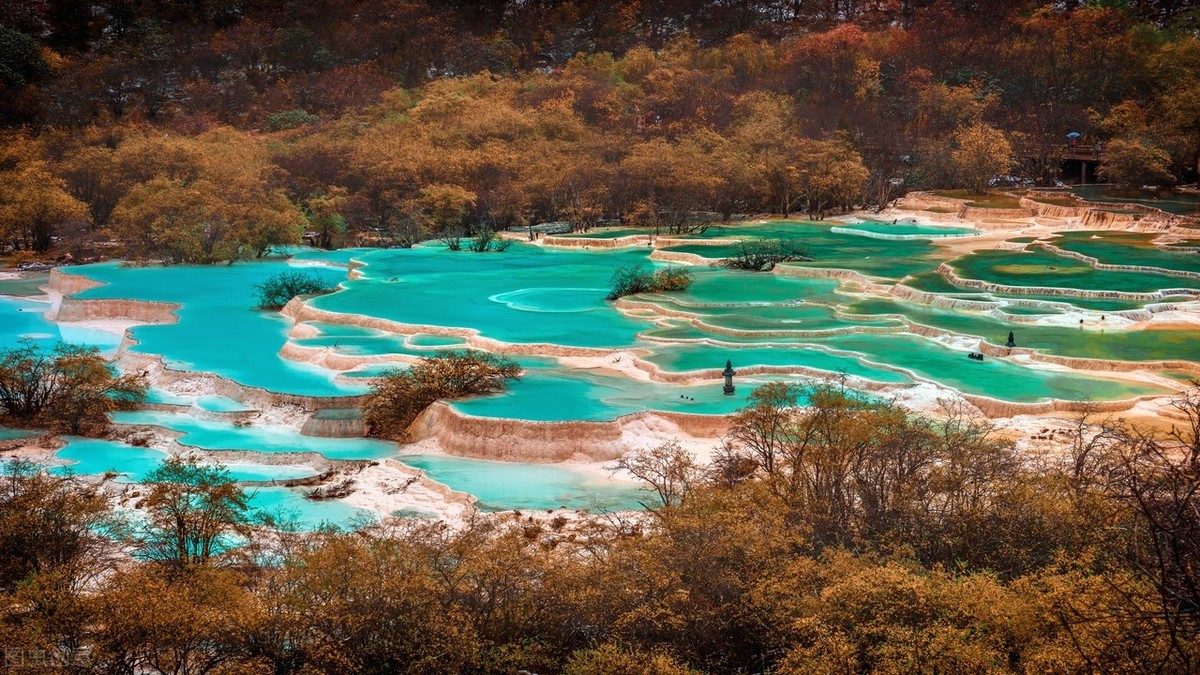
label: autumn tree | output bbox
[253,531,480,673]
[363,350,521,439]
[90,565,259,674]
[110,129,306,263]
[57,142,130,232]
[725,381,801,474]
[419,183,477,241]
[790,137,868,218]
[137,458,254,571]
[1148,36,1200,176]
[613,440,704,508]
[950,123,1014,194]
[1097,138,1176,189]
[728,92,803,215]
[620,137,722,235]
[306,186,349,249]
[0,463,118,667]
[0,132,87,252]
[0,340,146,434]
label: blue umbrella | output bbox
[1067,131,1082,139]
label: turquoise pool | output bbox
[65,260,365,397]
[834,220,980,238]
[0,295,123,352]
[310,244,656,348]
[110,410,399,460]
[949,248,1200,293]
[1072,185,1200,216]
[400,454,648,512]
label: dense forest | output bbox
[2,0,1199,260]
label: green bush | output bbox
[722,239,812,271]
[264,109,319,131]
[653,265,692,291]
[607,264,693,301]
[363,350,521,439]
[253,270,335,309]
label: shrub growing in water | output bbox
[722,239,812,271]
[464,228,514,252]
[254,270,336,309]
[653,265,692,291]
[607,264,693,300]
[363,350,521,439]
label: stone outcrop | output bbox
[957,205,1037,220]
[119,350,366,410]
[54,297,181,323]
[1020,196,1087,219]
[648,249,723,266]
[542,235,650,248]
[48,268,104,295]
[1081,210,1139,229]
[959,392,1154,417]
[300,410,366,438]
[896,192,968,211]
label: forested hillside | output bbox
[2,1,1198,259]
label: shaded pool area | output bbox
[0,273,50,297]
[0,426,37,442]
[948,248,1200,293]
[666,220,944,278]
[110,410,399,460]
[1051,232,1200,275]
[453,365,783,421]
[1071,185,1200,217]
[0,295,123,352]
[401,454,647,512]
[850,297,1200,364]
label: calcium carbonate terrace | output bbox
[5,214,1199,526]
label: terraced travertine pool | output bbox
[3,218,1198,526]
[663,224,940,278]
[1050,232,1200,274]
[948,248,1200,294]
[1071,185,1200,216]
